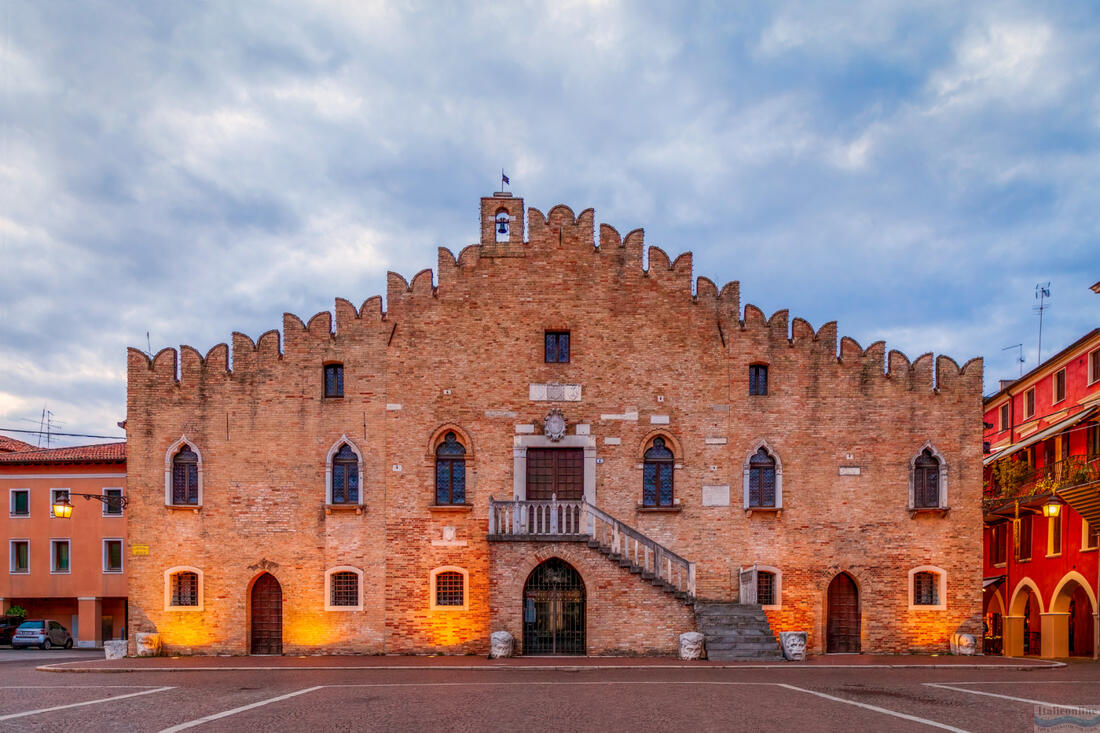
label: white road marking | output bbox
[0,686,175,721]
[776,683,972,732]
[926,683,1100,713]
[158,686,327,733]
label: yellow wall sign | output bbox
[131,544,150,556]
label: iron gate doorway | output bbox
[523,558,585,655]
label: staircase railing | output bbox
[489,496,695,597]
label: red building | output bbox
[0,441,127,648]
[982,291,1100,658]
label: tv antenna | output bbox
[1034,282,1051,364]
[37,406,55,449]
[1001,344,1025,378]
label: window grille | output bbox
[172,572,199,606]
[913,572,939,605]
[435,571,464,607]
[330,571,359,607]
[749,364,768,395]
[757,571,776,606]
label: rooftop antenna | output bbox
[1001,344,1025,378]
[146,331,153,358]
[1034,282,1051,364]
[37,406,54,449]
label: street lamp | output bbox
[51,493,128,518]
[1042,492,1065,518]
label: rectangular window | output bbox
[1082,519,1098,551]
[1053,369,1066,403]
[102,488,124,516]
[330,572,359,607]
[10,540,29,573]
[1090,349,1100,385]
[749,365,769,396]
[51,539,70,573]
[1088,423,1100,460]
[913,572,939,606]
[1025,388,1035,419]
[544,331,570,363]
[10,489,29,517]
[757,572,775,606]
[999,403,1010,431]
[990,522,1007,564]
[50,489,69,517]
[171,573,199,607]
[1016,515,1033,561]
[103,539,123,573]
[435,571,465,607]
[1048,514,1062,556]
[323,364,344,398]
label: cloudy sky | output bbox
[2,1,1098,447]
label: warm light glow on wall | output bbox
[284,615,335,647]
[159,617,216,647]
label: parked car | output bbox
[0,616,24,645]
[10,619,73,649]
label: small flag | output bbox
[502,170,510,186]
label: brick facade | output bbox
[126,194,983,656]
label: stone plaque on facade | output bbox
[543,409,567,441]
[529,383,582,402]
[838,466,861,476]
[702,485,730,507]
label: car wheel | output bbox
[41,639,52,650]
[64,639,73,649]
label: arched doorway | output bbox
[1068,587,1094,657]
[250,573,283,655]
[826,572,860,653]
[523,558,585,655]
[1051,574,1097,658]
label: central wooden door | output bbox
[526,448,583,500]
[826,573,860,653]
[250,573,283,655]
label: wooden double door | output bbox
[250,573,283,655]
[826,573,861,653]
[526,448,584,500]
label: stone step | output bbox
[705,640,781,651]
[707,651,785,661]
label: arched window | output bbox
[909,444,948,511]
[331,444,359,504]
[642,437,674,507]
[435,432,466,505]
[164,566,204,611]
[748,448,777,508]
[172,446,199,505]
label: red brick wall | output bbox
[126,195,983,655]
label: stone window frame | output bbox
[907,565,947,611]
[9,488,30,517]
[427,425,475,507]
[755,564,782,610]
[908,442,948,513]
[101,487,125,516]
[325,436,365,507]
[512,433,597,504]
[102,538,124,574]
[429,565,469,612]
[164,566,204,612]
[9,539,29,574]
[324,566,364,611]
[742,439,782,511]
[50,489,70,517]
[50,538,71,574]
[637,430,682,509]
[164,436,203,507]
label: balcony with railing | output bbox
[488,495,695,599]
[984,454,1100,505]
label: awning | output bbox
[983,575,1006,590]
[983,406,1098,466]
[1058,481,1100,537]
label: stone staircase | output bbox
[585,537,695,605]
[694,602,784,661]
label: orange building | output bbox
[0,441,127,647]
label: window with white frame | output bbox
[429,566,469,611]
[755,566,782,609]
[325,437,364,506]
[50,539,70,573]
[102,488,124,516]
[164,567,203,610]
[743,442,782,510]
[10,540,29,573]
[50,489,70,517]
[908,566,947,610]
[103,539,123,573]
[324,566,364,611]
[9,489,29,517]
[165,438,203,506]
[1090,348,1100,386]
[1025,388,1035,419]
[1053,368,1067,404]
